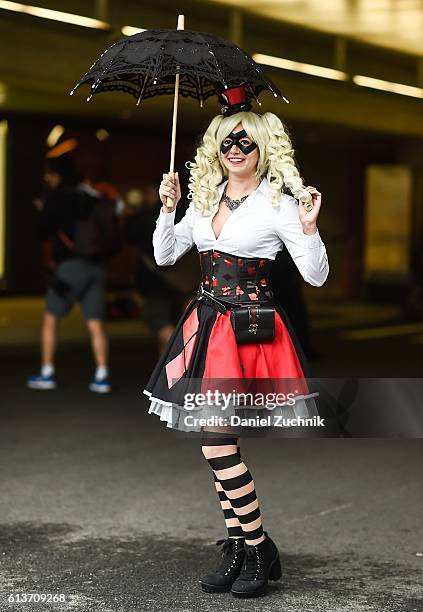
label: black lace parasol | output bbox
[70,28,287,107]
[70,16,288,207]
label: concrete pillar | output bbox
[334,36,347,74]
[95,0,108,22]
[417,57,423,88]
[229,9,243,46]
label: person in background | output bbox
[27,155,113,393]
[124,181,188,354]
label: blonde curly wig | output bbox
[185,111,304,215]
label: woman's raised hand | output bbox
[159,172,181,211]
[298,185,322,233]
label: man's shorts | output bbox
[142,291,187,335]
[46,258,106,320]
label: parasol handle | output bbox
[165,14,185,209]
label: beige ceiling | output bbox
[211,0,423,56]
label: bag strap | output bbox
[220,294,275,309]
[57,229,75,251]
[198,286,275,310]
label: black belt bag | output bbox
[197,288,276,345]
[230,303,275,344]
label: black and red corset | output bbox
[199,250,273,302]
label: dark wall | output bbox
[4,111,422,297]
[284,120,422,299]
[5,112,199,294]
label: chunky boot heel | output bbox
[200,537,245,593]
[269,555,282,581]
[231,532,282,598]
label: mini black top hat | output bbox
[219,85,252,116]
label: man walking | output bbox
[27,156,116,393]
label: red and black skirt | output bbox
[143,250,320,433]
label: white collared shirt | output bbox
[153,177,329,286]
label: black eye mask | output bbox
[220,129,258,155]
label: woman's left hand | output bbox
[298,186,321,232]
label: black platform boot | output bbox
[200,537,246,593]
[231,532,282,598]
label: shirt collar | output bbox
[256,176,270,195]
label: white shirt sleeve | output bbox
[152,201,196,266]
[276,194,329,286]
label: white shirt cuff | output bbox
[302,227,322,248]
[156,206,177,226]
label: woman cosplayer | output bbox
[143,87,329,598]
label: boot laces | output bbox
[214,538,243,575]
[240,545,261,581]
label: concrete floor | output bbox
[0,300,422,611]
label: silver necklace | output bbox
[221,185,253,211]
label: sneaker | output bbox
[27,373,57,390]
[89,378,111,394]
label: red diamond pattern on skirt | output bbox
[165,307,199,389]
